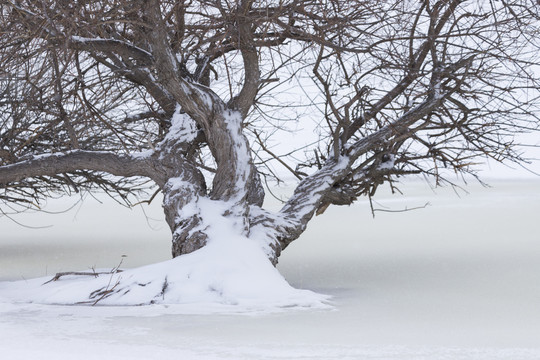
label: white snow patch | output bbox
[71,35,92,43]
[248,206,295,257]
[281,154,351,221]
[223,109,252,200]
[131,149,154,159]
[162,106,198,144]
[164,177,197,194]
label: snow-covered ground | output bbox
[1,179,540,359]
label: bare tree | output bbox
[1,0,539,269]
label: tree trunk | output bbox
[163,188,255,259]
[162,184,208,257]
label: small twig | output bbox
[111,256,126,273]
[373,202,431,213]
[254,130,303,180]
[88,275,122,306]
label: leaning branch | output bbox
[0,150,157,185]
[43,269,123,285]
[70,37,155,65]
[346,95,445,161]
[274,94,446,250]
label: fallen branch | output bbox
[84,274,123,306]
[42,269,123,285]
[373,202,431,214]
[43,257,125,285]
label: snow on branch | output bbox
[347,95,446,161]
[268,92,448,250]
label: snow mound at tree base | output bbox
[1,199,330,312]
[0,235,330,311]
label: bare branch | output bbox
[0,150,159,186]
[228,0,261,118]
[70,37,155,66]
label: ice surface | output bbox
[1,180,540,359]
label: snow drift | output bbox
[0,198,329,311]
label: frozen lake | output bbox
[1,179,540,359]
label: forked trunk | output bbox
[163,194,261,259]
[160,172,255,260]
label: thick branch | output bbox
[347,96,445,161]
[0,150,162,186]
[273,94,446,250]
[229,0,260,118]
[70,37,154,65]
[142,0,264,206]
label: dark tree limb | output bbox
[228,0,261,118]
[69,37,155,66]
[0,150,162,186]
